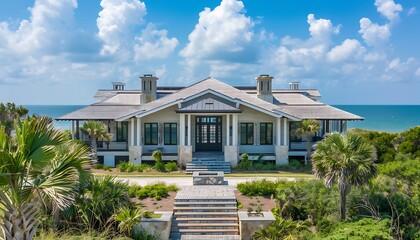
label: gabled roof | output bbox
[176,98,241,113]
[116,77,300,121]
[58,77,363,121]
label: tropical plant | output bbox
[115,206,148,237]
[252,217,312,240]
[152,150,165,172]
[295,119,320,164]
[0,102,28,135]
[80,121,112,162]
[312,132,377,220]
[64,176,130,230]
[0,117,91,240]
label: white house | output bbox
[58,74,362,168]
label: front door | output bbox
[195,116,222,151]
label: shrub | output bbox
[237,179,277,196]
[126,163,136,172]
[94,163,104,169]
[103,165,112,171]
[117,162,129,172]
[316,218,393,240]
[237,153,253,171]
[164,162,178,172]
[136,164,152,172]
[154,162,166,172]
[252,162,277,170]
[128,182,179,200]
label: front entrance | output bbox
[195,116,222,151]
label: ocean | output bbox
[25,105,420,133]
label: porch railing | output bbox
[84,141,128,151]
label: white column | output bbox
[180,114,185,146]
[136,118,141,146]
[187,114,191,146]
[232,114,238,145]
[130,118,135,145]
[276,117,281,146]
[283,118,288,146]
[226,114,230,146]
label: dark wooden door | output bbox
[195,116,222,151]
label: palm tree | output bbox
[0,102,28,135]
[0,117,91,239]
[312,132,377,220]
[295,119,320,164]
[80,121,112,162]
[115,206,150,237]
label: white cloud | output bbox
[97,0,146,56]
[374,0,403,23]
[327,39,365,62]
[0,0,77,54]
[359,18,391,47]
[307,14,340,42]
[180,0,255,61]
[134,23,179,60]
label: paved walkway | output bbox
[117,176,295,187]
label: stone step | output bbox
[187,162,230,165]
[175,217,238,222]
[176,223,238,227]
[174,201,236,206]
[179,229,239,233]
[180,235,241,240]
[174,212,237,216]
[174,206,237,211]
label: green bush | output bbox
[154,162,166,172]
[237,179,277,196]
[164,162,178,172]
[103,165,112,171]
[237,153,253,171]
[128,182,179,200]
[136,164,152,172]
[316,218,393,240]
[117,162,129,172]
[378,159,420,183]
[126,163,136,172]
[94,163,104,169]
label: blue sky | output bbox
[0,0,419,105]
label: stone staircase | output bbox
[186,157,231,174]
[169,186,240,240]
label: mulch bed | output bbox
[130,191,177,211]
[234,190,277,212]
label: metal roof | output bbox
[276,105,363,120]
[176,98,242,113]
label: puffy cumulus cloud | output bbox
[359,18,391,47]
[97,0,146,56]
[374,0,403,23]
[307,14,340,42]
[134,23,179,60]
[327,39,366,63]
[97,0,178,61]
[0,0,77,54]
[180,0,255,62]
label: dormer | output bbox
[112,82,125,90]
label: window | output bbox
[260,122,273,145]
[144,123,158,145]
[240,123,254,145]
[164,123,177,145]
[116,121,128,142]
